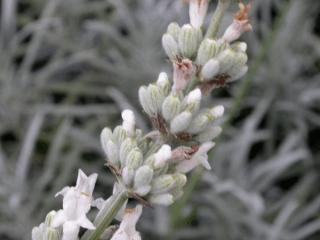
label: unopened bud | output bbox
[122,166,135,186]
[210,105,224,119]
[125,148,143,170]
[113,126,127,144]
[170,111,192,133]
[134,166,154,189]
[185,88,202,112]
[121,109,135,136]
[167,22,181,41]
[172,173,187,188]
[161,94,181,121]
[149,193,174,206]
[45,211,57,227]
[106,140,119,166]
[232,41,247,52]
[46,228,60,240]
[148,84,165,114]
[119,138,136,167]
[201,59,220,81]
[196,126,222,142]
[154,144,172,168]
[151,175,175,194]
[217,49,237,73]
[100,127,112,155]
[156,72,170,94]
[139,86,154,116]
[229,65,248,82]
[196,38,218,66]
[178,24,201,59]
[162,33,179,60]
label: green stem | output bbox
[205,0,231,39]
[81,189,128,240]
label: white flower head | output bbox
[154,144,172,168]
[176,142,215,173]
[111,205,143,240]
[189,0,210,28]
[52,169,98,240]
[122,109,136,136]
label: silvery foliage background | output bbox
[0,0,319,239]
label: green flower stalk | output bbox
[32,1,252,240]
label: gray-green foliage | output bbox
[0,0,320,240]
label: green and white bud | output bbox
[157,72,170,94]
[139,86,154,116]
[151,175,175,194]
[209,105,224,119]
[196,39,218,66]
[106,140,119,166]
[100,127,112,155]
[122,166,135,186]
[154,144,172,168]
[134,165,154,189]
[148,84,165,114]
[113,126,127,144]
[201,59,220,81]
[46,228,60,240]
[178,24,200,59]
[232,41,247,52]
[170,111,192,133]
[161,94,181,121]
[172,173,187,188]
[45,211,57,226]
[125,148,143,170]
[167,22,181,41]
[196,126,222,142]
[229,65,248,82]
[150,193,174,206]
[119,138,136,167]
[217,48,237,73]
[162,33,179,60]
[185,88,202,113]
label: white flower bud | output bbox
[122,166,135,186]
[172,173,187,188]
[147,84,165,114]
[232,41,247,52]
[154,144,172,168]
[125,148,143,170]
[170,111,192,133]
[185,88,202,113]
[161,94,181,121]
[113,126,127,144]
[46,228,60,240]
[162,33,179,60]
[119,138,136,167]
[139,86,154,116]
[210,105,224,118]
[229,65,248,82]
[45,211,57,226]
[134,166,154,189]
[201,59,220,81]
[106,140,119,166]
[151,175,175,194]
[157,72,169,88]
[189,0,209,28]
[178,24,201,59]
[149,193,174,206]
[100,127,112,155]
[196,126,222,142]
[217,49,237,73]
[122,109,135,137]
[196,38,218,66]
[167,22,181,41]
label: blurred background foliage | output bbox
[0,0,320,239]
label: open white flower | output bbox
[111,205,143,240]
[52,169,98,240]
[176,142,215,173]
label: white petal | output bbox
[62,221,80,240]
[78,215,95,230]
[51,210,67,228]
[199,155,211,170]
[111,229,130,240]
[55,187,70,198]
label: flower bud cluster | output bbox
[101,110,190,206]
